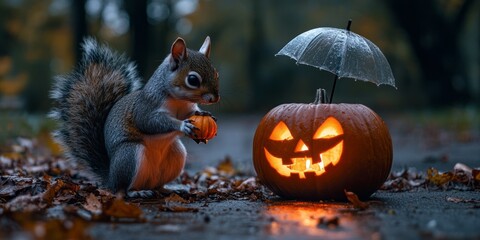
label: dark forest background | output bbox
[0,0,478,113]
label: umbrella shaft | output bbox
[329,75,338,104]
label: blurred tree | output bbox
[247,0,266,110]
[126,0,149,77]
[144,0,175,78]
[72,0,87,64]
[385,0,475,106]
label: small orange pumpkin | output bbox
[253,89,392,200]
[188,115,217,144]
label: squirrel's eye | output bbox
[185,71,202,89]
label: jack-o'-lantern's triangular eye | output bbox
[313,117,344,139]
[269,121,293,140]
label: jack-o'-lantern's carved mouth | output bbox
[263,117,344,179]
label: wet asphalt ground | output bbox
[88,114,480,240]
[90,191,480,240]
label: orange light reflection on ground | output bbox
[264,202,372,238]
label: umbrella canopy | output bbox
[276,21,396,90]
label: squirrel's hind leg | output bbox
[106,142,140,192]
[109,142,159,199]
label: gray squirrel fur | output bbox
[50,37,219,194]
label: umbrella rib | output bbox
[322,29,344,74]
[355,36,378,84]
[363,37,395,87]
[369,40,381,85]
[338,30,349,76]
[298,31,326,67]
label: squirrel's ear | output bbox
[199,36,211,58]
[171,37,188,64]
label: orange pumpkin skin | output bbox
[253,103,392,200]
[188,115,217,143]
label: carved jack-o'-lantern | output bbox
[253,90,393,200]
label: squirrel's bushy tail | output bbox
[49,38,142,181]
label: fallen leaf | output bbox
[83,193,102,215]
[427,168,453,186]
[42,178,80,205]
[164,193,188,204]
[5,194,44,212]
[216,157,236,176]
[102,198,144,220]
[446,197,480,204]
[236,177,257,190]
[0,176,37,199]
[158,193,198,212]
[454,163,472,174]
[42,179,65,204]
[473,169,480,184]
[344,190,369,210]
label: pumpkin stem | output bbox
[314,88,328,104]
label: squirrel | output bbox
[49,36,219,197]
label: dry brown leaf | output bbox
[454,163,473,174]
[236,177,257,190]
[427,168,453,186]
[446,197,480,204]
[5,194,44,212]
[42,179,65,204]
[164,193,188,204]
[473,169,480,183]
[159,193,198,212]
[216,157,236,176]
[83,193,102,214]
[344,190,369,210]
[102,198,143,220]
[0,176,36,199]
[42,178,80,205]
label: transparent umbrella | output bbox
[276,20,396,103]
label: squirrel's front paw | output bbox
[180,119,199,138]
